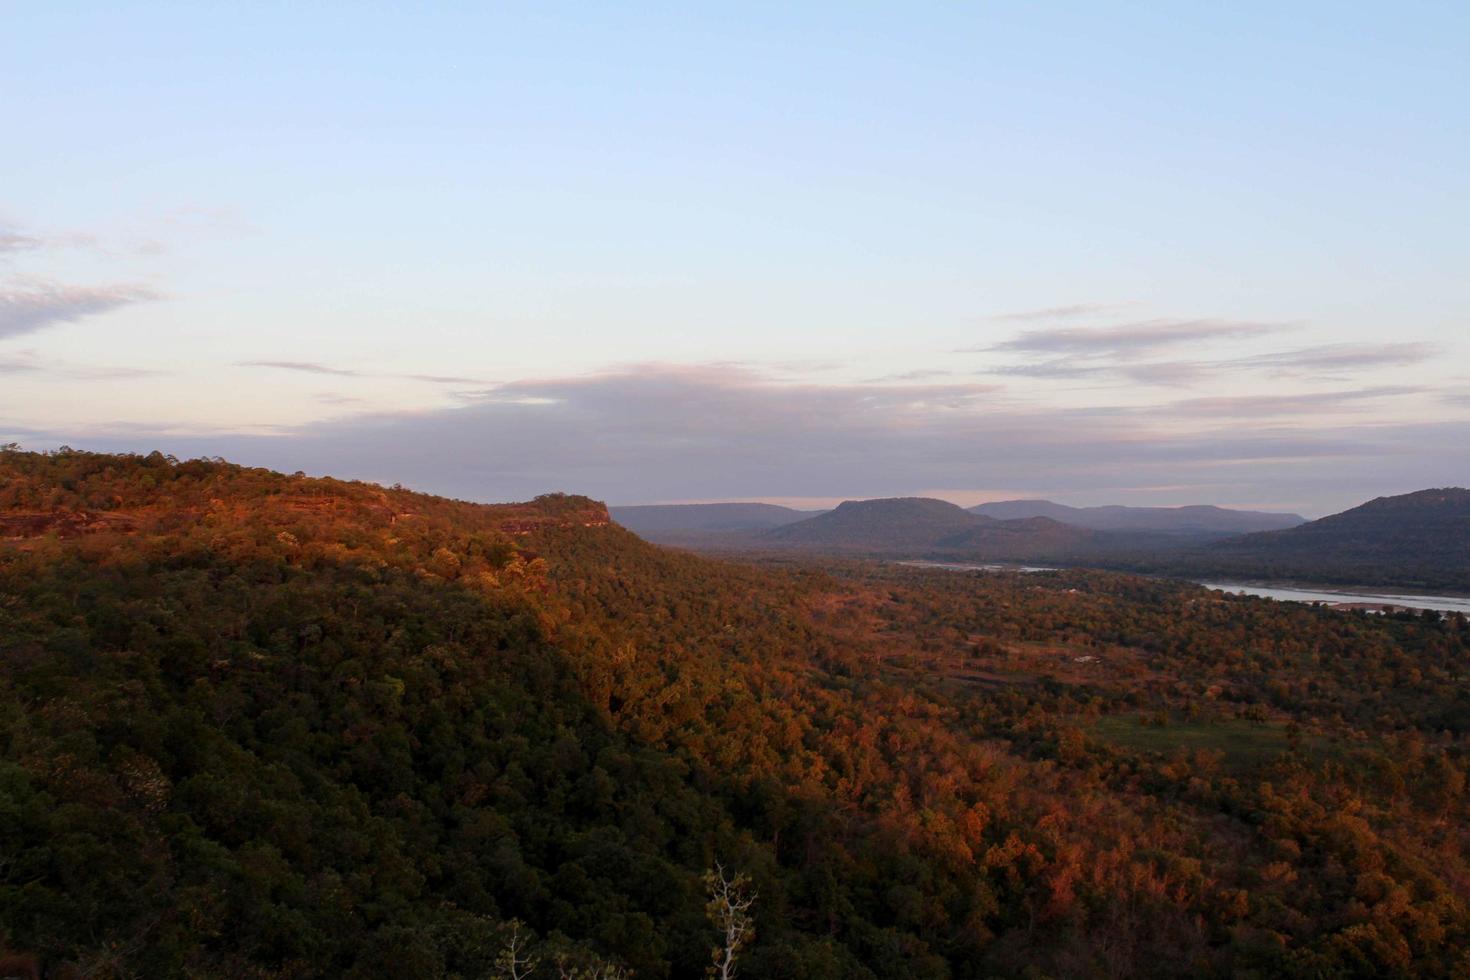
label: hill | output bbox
[764,496,985,551]
[972,499,1305,536]
[1171,487,1470,590]
[757,499,1192,564]
[610,501,821,538]
[936,515,1103,561]
[3,449,1470,977]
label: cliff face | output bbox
[494,494,612,534]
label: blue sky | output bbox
[2,2,1466,514]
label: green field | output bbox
[1091,714,1301,768]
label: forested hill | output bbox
[764,496,984,550]
[1207,488,1470,569]
[4,449,1470,977]
[1128,488,1470,591]
[0,450,611,542]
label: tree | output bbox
[705,864,756,980]
[551,951,632,980]
[495,920,539,980]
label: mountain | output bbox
[760,498,1196,563]
[1178,487,1470,590]
[764,496,986,551]
[615,497,1307,557]
[971,499,1305,536]
[611,501,821,537]
[738,490,1467,591]
[936,515,1103,561]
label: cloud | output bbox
[1165,386,1423,418]
[991,302,1136,322]
[65,365,167,380]
[238,361,489,386]
[0,221,107,256]
[861,369,957,383]
[239,360,364,377]
[1232,342,1437,375]
[987,357,1210,386]
[1116,361,1213,386]
[977,318,1284,357]
[971,318,1439,390]
[989,359,1109,380]
[34,361,1466,517]
[0,279,159,340]
[0,350,163,380]
[0,230,44,254]
[400,372,488,385]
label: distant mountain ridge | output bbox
[610,493,1469,594]
[971,499,1305,535]
[762,498,1194,562]
[767,497,983,551]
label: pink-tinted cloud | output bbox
[0,279,159,339]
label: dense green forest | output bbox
[2,449,1469,977]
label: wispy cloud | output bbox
[1116,361,1213,386]
[0,350,163,380]
[977,318,1284,357]
[1166,385,1423,418]
[0,230,45,254]
[862,368,957,383]
[991,302,1135,322]
[0,279,159,340]
[989,359,1108,380]
[401,372,489,385]
[238,360,488,386]
[988,357,1210,386]
[1232,342,1437,375]
[970,316,1440,390]
[0,220,108,257]
[239,360,363,377]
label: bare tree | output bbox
[704,863,756,980]
[552,951,632,980]
[494,919,539,980]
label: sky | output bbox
[2,1,1467,516]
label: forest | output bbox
[2,448,1468,978]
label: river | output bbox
[1200,582,1470,616]
[900,561,1470,615]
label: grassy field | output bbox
[1091,714,1301,768]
